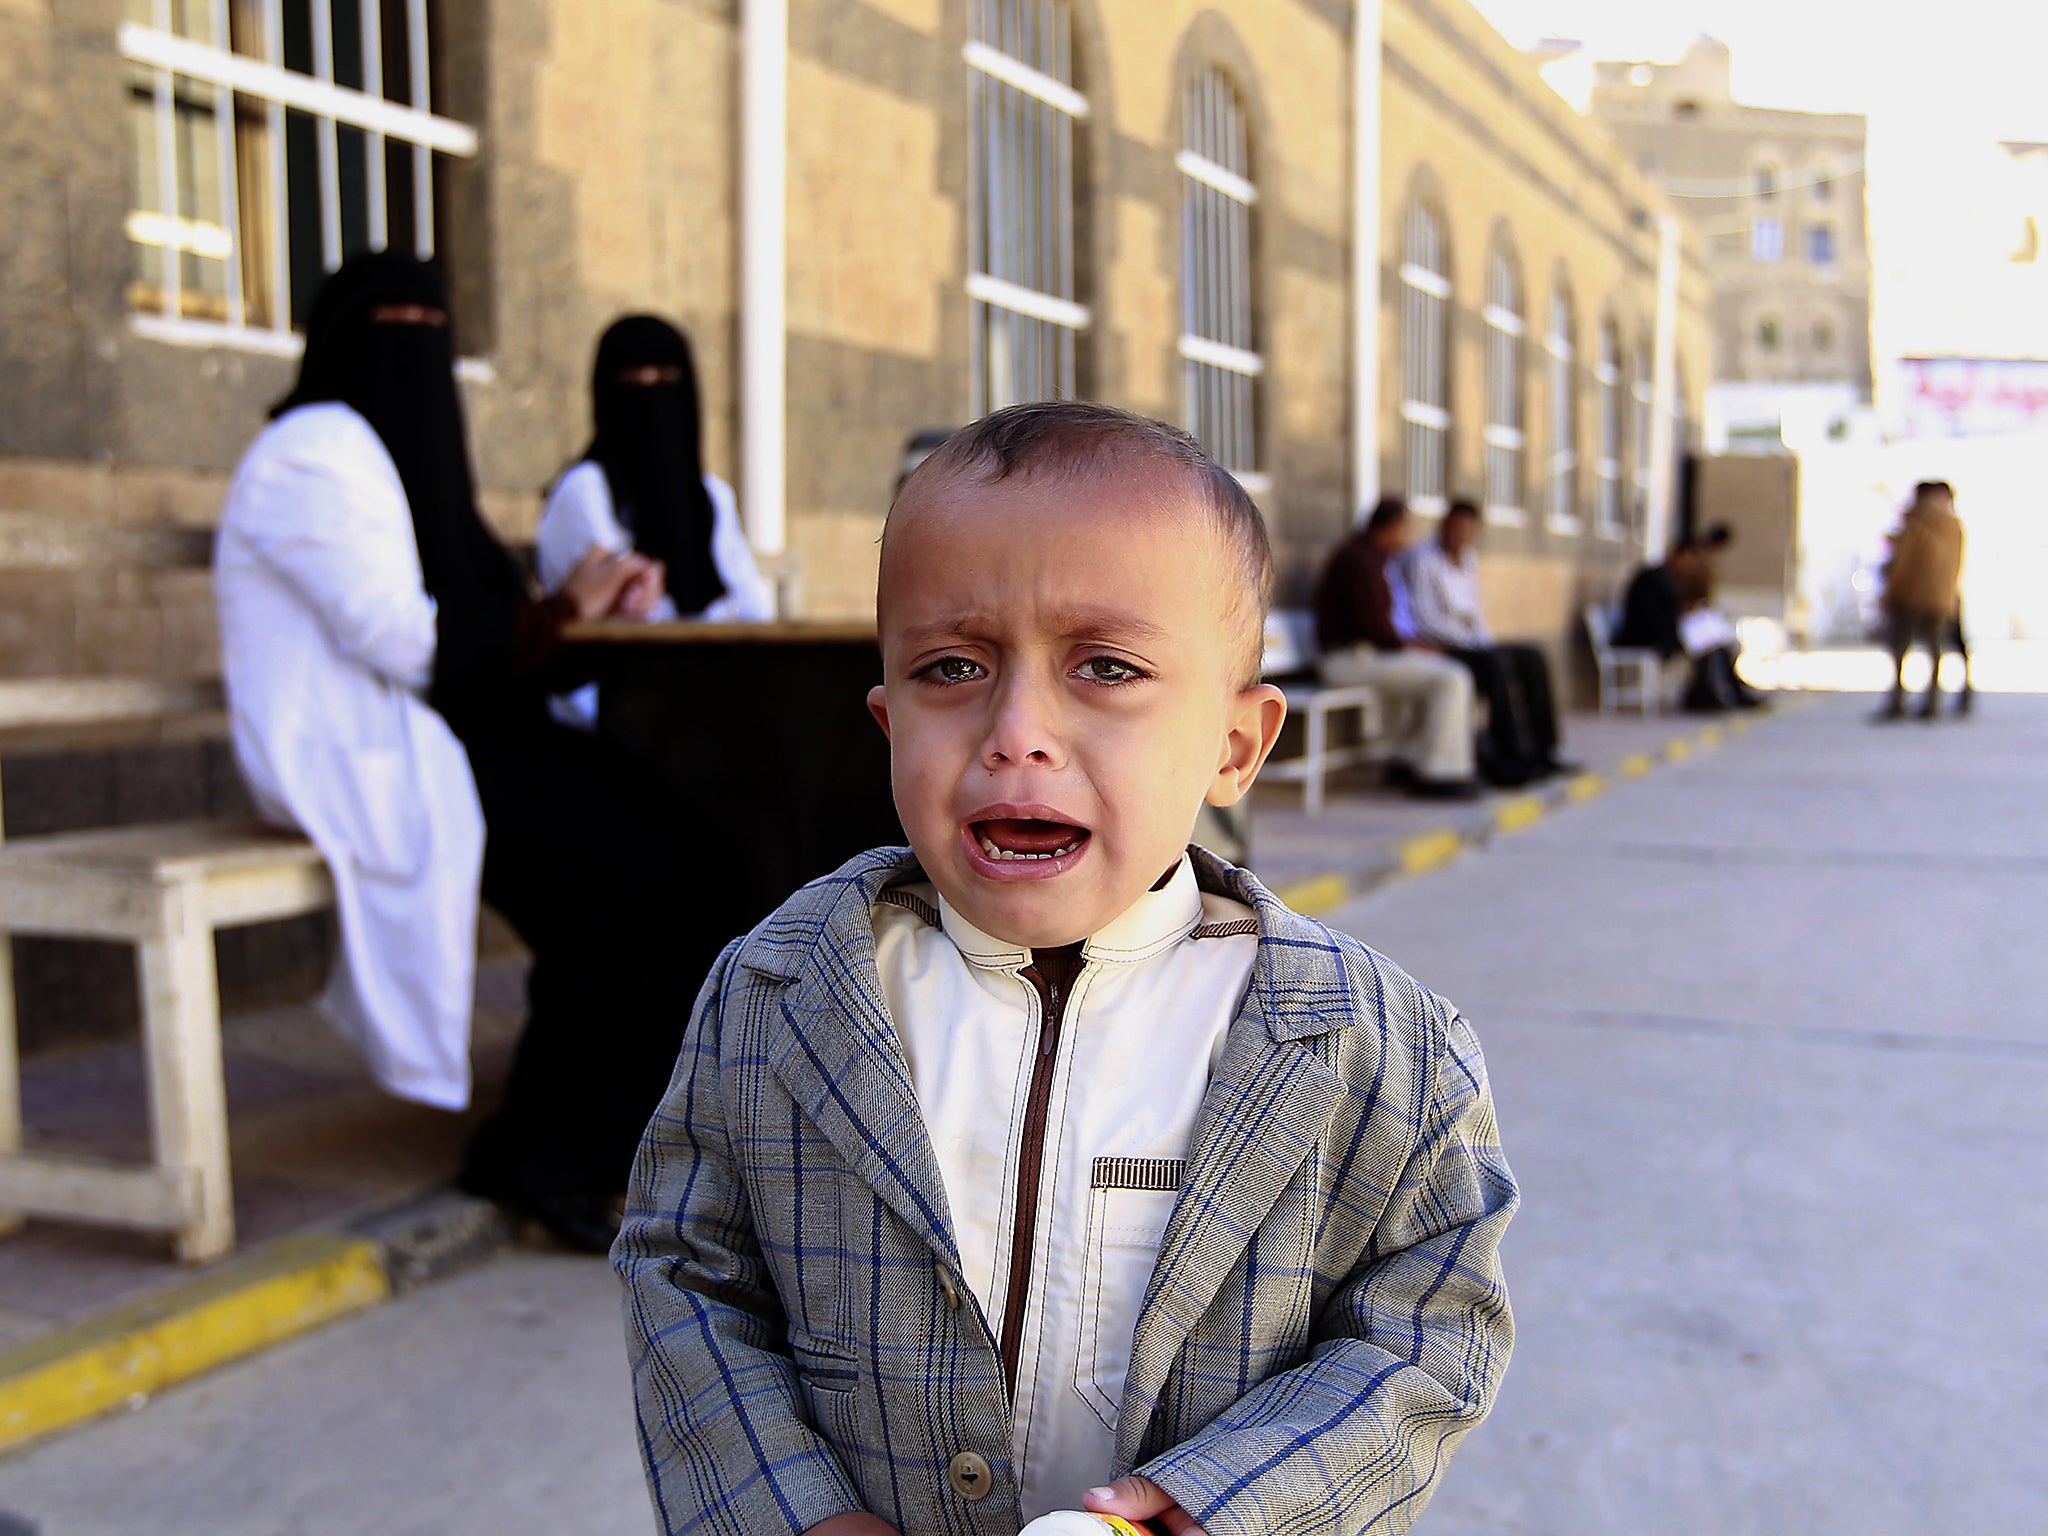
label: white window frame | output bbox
[119,5,477,350]
[966,0,1090,414]
[1594,320,1623,540]
[1483,246,1526,528]
[1632,342,1653,546]
[1752,216,1784,264]
[1399,198,1451,518]
[1545,287,1580,537]
[1178,67,1261,479]
[1807,223,1837,268]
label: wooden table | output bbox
[564,621,904,938]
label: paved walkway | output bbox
[1327,691,2048,1533]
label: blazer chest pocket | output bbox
[1075,1157,1183,1430]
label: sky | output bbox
[1468,0,2048,362]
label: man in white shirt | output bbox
[1401,500,1571,785]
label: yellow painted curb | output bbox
[1662,737,1694,763]
[1275,872,1349,919]
[1619,753,1654,778]
[1493,794,1547,834]
[1398,828,1466,876]
[1564,772,1607,804]
[1694,725,1724,749]
[0,1233,388,1456]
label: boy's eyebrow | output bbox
[895,607,1173,649]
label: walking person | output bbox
[1878,481,1966,721]
[1403,499,1575,784]
[536,315,775,727]
[1314,497,1481,798]
[215,252,705,1252]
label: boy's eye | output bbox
[1078,656,1147,685]
[919,655,987,685]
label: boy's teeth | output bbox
[978,835,1082,862]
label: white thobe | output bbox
[871,857,1258,1521]
[214,403,485,1109]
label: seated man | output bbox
[1313,497,1480,799]
[1615,526,1761,712]
[1402,499,1573,785]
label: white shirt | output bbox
[872,858,1259,1521]
[535,462,776,727]
[1402,539,1493,648]
[215,404,485,1109]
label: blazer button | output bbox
[938,1270,963,1310]
[947,1450,994,1501]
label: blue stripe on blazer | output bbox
[615,845,1517,1536]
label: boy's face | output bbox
[869,465,1285,949]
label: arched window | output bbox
[1546,283,1579,534]
[967,0,1090,412]
[1399,196,1451,515]
[1483,240,1526,524]
[1758,315,1781,351]
[1813,317,1835,353]
[1755,162,1779,200]
[1595,318,1623,539]
[1178,67,1261,477]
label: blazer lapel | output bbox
[765,858,962,1268]
[1116,859,1356,1466]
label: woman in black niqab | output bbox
[275,251,526,642]
[262,254,696,1252]
[582,316,727,615]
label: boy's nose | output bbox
[981,675,1066,770]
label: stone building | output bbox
[1588,36,1871,443]
[4,0,1706,669]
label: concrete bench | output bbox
[0,678,332,1263]
[1256,611,1391,815]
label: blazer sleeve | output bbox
[1136,1005,1518,1536]
[232,440,439,693]
[613,944,866,1536]
[699,474,778,623]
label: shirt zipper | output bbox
[998,944,1082,1399]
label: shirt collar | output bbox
[936,854,1205,971]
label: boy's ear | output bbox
[866,684,893,740]
[1206,683,1287,808]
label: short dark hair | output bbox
[1914,479,1954,500]
[1446,499,1481,522]
[1364,496,1410,534]
[886,400,1274,685]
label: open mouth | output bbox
[970,817,1091,863]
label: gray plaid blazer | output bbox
[615,847,1516,1536]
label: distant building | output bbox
[1588,37,1871,449]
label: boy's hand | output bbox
[802,1515,900,1536]
[1085,1476,1209,1535]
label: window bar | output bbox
[209,0,245,327]
[150,0,181,320]
[407,0,432,255]
[262,0,290,331]
[311,0,342,271]
[359,0,387,250]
